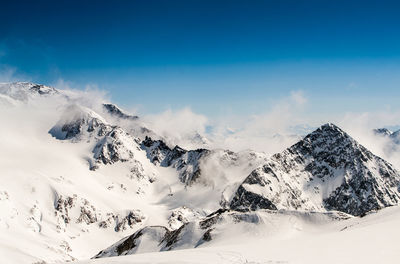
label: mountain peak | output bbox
[49,104,111,140]
[103,103,138,120]
[0,82,58,101]
[310,123,347,138]
[374,128,393,137]
[230,123,400,216]
[26,83,58,95]
[5,81,57,94]
[286,122,355,158]
[319,122,341,131]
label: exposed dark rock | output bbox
[93,226,169,258]
[141,136,210,185]
[48,105,112,141]
[114,211,145,232]
[161,224,186,249]
[29,84,58,95]
[201,228,213,242]
[230,123,400,216]
[103,103,138,120]
[92,128,136,165]
[230,185,278,211]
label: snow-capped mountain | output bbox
[92,123,400,260]
[230,123,400,216]
[374,127,400,145]
[0,82,58,101]
[374,128,393,137]
[1,82,400,264]
[92,207,355,259]
[0,82,270,263]
[70,206,400,264]
[103,103,138,120]
[49,104,112,141]
[141,137,210,185]
[0,83,159,262]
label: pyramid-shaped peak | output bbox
[302,122,349,142]
[232,122,400,216]
[284,122,361,159]
[103,103,138,120]
[318,122,344,132]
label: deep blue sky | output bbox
[1,0,400,117]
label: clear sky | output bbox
[1,0,400,118]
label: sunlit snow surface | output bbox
[0,82,400,264]
[0,83,268,263]
[74,206,400,264]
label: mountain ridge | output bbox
[230,123,400,216]
[1,82,400,263]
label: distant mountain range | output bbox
[374,127,400,145]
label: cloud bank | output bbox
[1,67,400,170]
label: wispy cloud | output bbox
[142,107,208,148]
[139,90,310,153]
[2,72,400,168]
[0,65,23,83]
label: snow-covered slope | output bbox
[0,82,269,263]
[1,82,400,264]
[69,206,400,264]
[0,82,58,101]
[92,209,351,259]
[49,104,111,141]
[91,123,400,261]
[0,83,160,262]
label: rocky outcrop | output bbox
[93,208,352,259]
[167,206,204,230]
[28,83,59,95]
[141,137,210,185]
[103,103,138,120]
[54,193,145,232]
[49,104,112,141]
[49,105,149,176]
[93,226,170,258]
[0,82,58,101]
[98,210,145,232]
[92,127,140,165]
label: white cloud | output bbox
[2,72,400,169]
[142,107,209,148]
[203,90,310,153]
[0,65,22,83]
[327,111,400,169]
[51,78,110,112]
[132,89,311,154]
[137,90,310,153]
